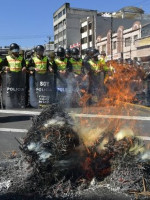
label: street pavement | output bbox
[0,104,150,159]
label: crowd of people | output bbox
[0,42,148,108]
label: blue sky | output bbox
[0,0,149,48]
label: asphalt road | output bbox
[0,105,150,159]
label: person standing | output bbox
[27,45,53,107]
[86,48,102,104]
[53,47,72,105]
[1,43,26,108]
[2,43,26,73]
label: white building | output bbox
[53,3,97,51]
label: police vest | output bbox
[55,58,67,71]
[6,55,23,72]
[32,56,48,74]
[25,59,29,66]
[88,60,101,71]
[100,57,109,72]
[0,58,2,63]
[70,58,82,75]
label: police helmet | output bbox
[57,47,65,57]
[90,48,99,57]
[72,48,79,56]
[35,45,45,52]
[128,59,133,65]
[117,58,123,64]
[10,43,20,53]
[65,48,72,55]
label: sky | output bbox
[0,0,150,48]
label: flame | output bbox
[76,61,148,179]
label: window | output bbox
[54,25,58,31]
[54,34,58,40]
[88,23,92,30]
[81,49,85,55]
[58,31,63,38]
[113,41,116,50]
[81,37,87,44]
[58,11,62,19]
[63,8,66,15]
[125,37,131,47]
[81,26,87,33]
[133,35,138,44]
[102,44,106,52]
[63,39,66,45]
[54,44,58,49]
[89,35,92,42]
[63,19,66,26]
[54,15,58,22]
[60,41,63,46]
[63,29,66,36]
[58,21,63,29]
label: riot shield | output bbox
[2,71,26,109]
[56,72,89,108]
[35,72,54,108]
[29,74,38,108]
[56,73,68,106]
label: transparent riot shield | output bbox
[35,72,54,108]
[56,73,67,105]
[29,74,38,108]
[2,71,26,109]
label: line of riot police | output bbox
[0,43,124,109]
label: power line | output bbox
[0,34,54,40]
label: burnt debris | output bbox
[1,104,150,199]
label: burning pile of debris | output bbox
[1,104,150,200]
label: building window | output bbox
[113,41,116,50]
[64,39,66,45]
[81,37,87,44]
[89,35,92,42]
[54,34,58,40]
[54,15,58,22]
[125,37,131,47]
[54,25,58,31]
[63,8,66,15]
[58,11,62,19]
[60,41,63,46]
[63,19,66,25]
[133,35,138,44]
[81,26,87,33]
[102,44,106,52]
[58,21,63,29]
[88,23,92,30]
[81,49,85,55]
[54,44,58,49]
[63,29,66,36]
[58,31,63,38]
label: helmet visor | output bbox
[11,48,19,53]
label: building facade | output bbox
[80,13,141,56]
[53,3,97,51]
[96,20,150,61]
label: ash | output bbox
[1,104,150,200]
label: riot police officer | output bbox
[27,45,53,108]
[65,48,72,60]
[2,43,26,72]
[1,43,26,108]
[86,48,102,104]
[68,48,84,106]
[28,45,49,74]
[53,47,72,105]
[69,48,83,76]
